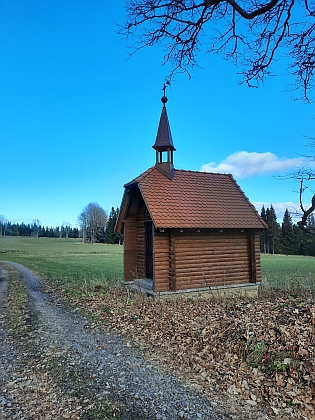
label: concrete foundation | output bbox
[122,279,260,299]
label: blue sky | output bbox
[1,0,314,228]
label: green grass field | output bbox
[1,237,314,293]
[260,253,315,292]
[0,236,123,289]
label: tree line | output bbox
[0,203,123,245]
[260,205,315,257]
[0,218,79,239]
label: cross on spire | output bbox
[161,81,170,107]
[162,83,167,97]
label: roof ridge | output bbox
[175,168,231,176]
[126,167,234,187]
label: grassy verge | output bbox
[2,262,29,334]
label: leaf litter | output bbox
[58,285,315,419]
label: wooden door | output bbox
[145,221,153,279]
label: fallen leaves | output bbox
[53,285,315,418]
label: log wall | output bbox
[123,217,137,281]
[153,232,170,292]
[123,189,142,281]
[136,201,146,279]
[153,229,262,292]
[251,231,262,283]
[174,231,250,290]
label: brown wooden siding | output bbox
[123,216,138,281]
[136,201,146,279]
[123,189,143,281]
[175,231,251,290]
[254,231,262,283]
[153,232,170,292]
[153,229,263,291]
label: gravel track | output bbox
[0,262,267,420]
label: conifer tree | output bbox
[265,205,281,254]
[260,205,267,253]
[303,214,315,256]
[105,207,123,244]
[13,225,19,236]
[0,216,6,236]
[307,214,315,234]
[282,209,294,255]
[292,224,305,255]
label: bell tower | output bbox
[152,86,176,180]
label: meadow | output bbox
[0,236,123,290]
[261,253,315,294]
[0,236,314,293]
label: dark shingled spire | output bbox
[152,105,176,151]
[152,89,176,180]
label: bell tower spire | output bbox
[152,84,176,180]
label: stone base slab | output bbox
[122,280,260,299]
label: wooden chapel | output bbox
[116,93,266,297]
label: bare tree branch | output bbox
[122,0,315,101]
[224,0,280,19]
[297,191,315,231]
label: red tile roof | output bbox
[118,166,266,230]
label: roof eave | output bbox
[227,174,268,230]
[115,190,130,233]
[148,224,267,230]
[137,184,157,230]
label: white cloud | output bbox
[252,201,309,222]
[200,151,307,179]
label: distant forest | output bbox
[0,207,123,245]
[0,221,80,239]
[260,205,315,257]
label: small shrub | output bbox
[246,340,266,367]
[103,305,111,313]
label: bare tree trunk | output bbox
[0,216,4,237]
